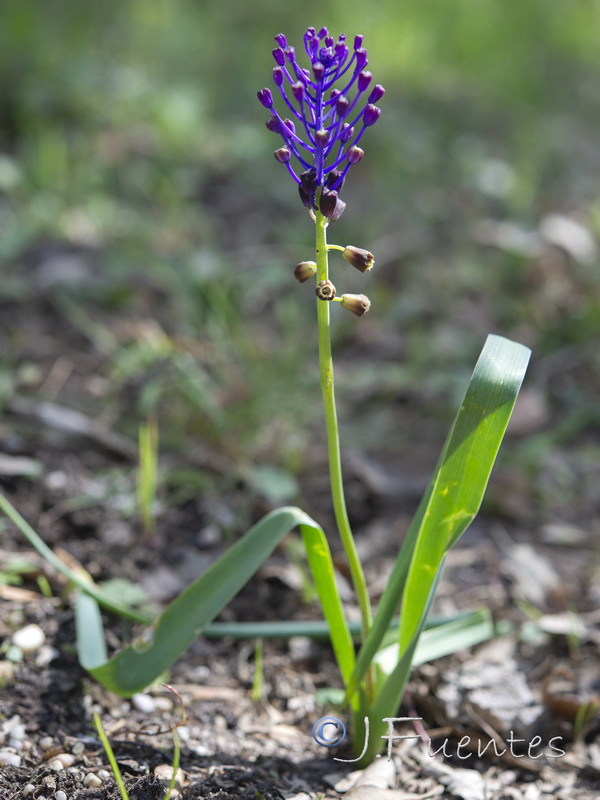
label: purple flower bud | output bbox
[257,88,274,108]
[355,48,368,69]
[273,48,286,66]
[315,128,330,147]
[319,47,335,67]
[368,84,385,103]
[298,186,313,208]
[340,124,354,142]
[273,67,284,86]
[326,169,345,192]
[285,46,295,62]
[312,61,325,81]
[318,27,328,39]
[354,35,364,50]
[320,190,346,222]
[283,118,296,134]
[265,116,280,133]
[330,88,341,101]
[300,169,318,193]
[336,95,349,116]
[292,82,305,102]
[325,35,334,48]
[274,33,287,47]
[294,261,317,283]
[363,104,381,126]
[347,146,364,164]
[306,27,315,36]
[274,146,291,163]
[358,71,372,92]
[335,42,348,61]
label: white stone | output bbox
[83,773,102,788]
[12,624,46,654]
[48,759,65,771]
[39,736,54,750]
[55,792,68,800]
[55,753,75,767]
[0,750,21,766]
[132,693,156,714]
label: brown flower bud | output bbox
[342,245,374,273]
[316,279,336,301]
[340,293,371,316]
[294,260,317,283]
[319,190,346,222]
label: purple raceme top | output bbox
[258,27,384,221]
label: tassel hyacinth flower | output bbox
[258,31,381,680]
[258,27,384,221]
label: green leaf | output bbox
[398,334,530,652]
[80,506,352,696]
[344,335,530,704]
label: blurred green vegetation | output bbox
[1,0,599,525]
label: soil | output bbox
[2,261,600,799]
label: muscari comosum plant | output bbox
[0,27,530,765]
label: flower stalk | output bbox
[314,206,372,639]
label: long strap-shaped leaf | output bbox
[344,334,530,703]
[76,507,354,695]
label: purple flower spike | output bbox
[259,27,384,216]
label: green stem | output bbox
[315,210,372,637]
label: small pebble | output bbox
[55,753,75,767]
[0,750,22,766]
[39,736,54,751]
[154,764,185,796]
[55,792,67,800]
[22,785,35,797]
[97,769,110,780]
[12,624,46,654]
[71,741,85,755]
[83,773,103,788]
[154,697,174,712]
[132,693,156,714]
[48,759,65,771]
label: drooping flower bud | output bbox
[274,146,291,163]
[274,33,287,47]
[266,116,280,133]
[315,128,330,147]
[358,71,372,92]
[342,246,374,272]
[283,118,296,134]
[257,88,274,108]
[326,169,345,192]
[292,82,305,102]
[273,67,284,86]
[340,124,354,143]
[363,104,381,126]
[354,35,364,50]
[335,95,350,116]
[294,261,317,283]
[355,48,368,69]
[316,279,336,301]
[319,190,346,222]
[273,48,286,66]
[368,84,385,103]
[312,61,325,81]
[341,293,371,316]
[347,146,364,164]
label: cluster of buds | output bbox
[294,244,374,316]
[258,27,384,220]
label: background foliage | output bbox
[1,0,599,535]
